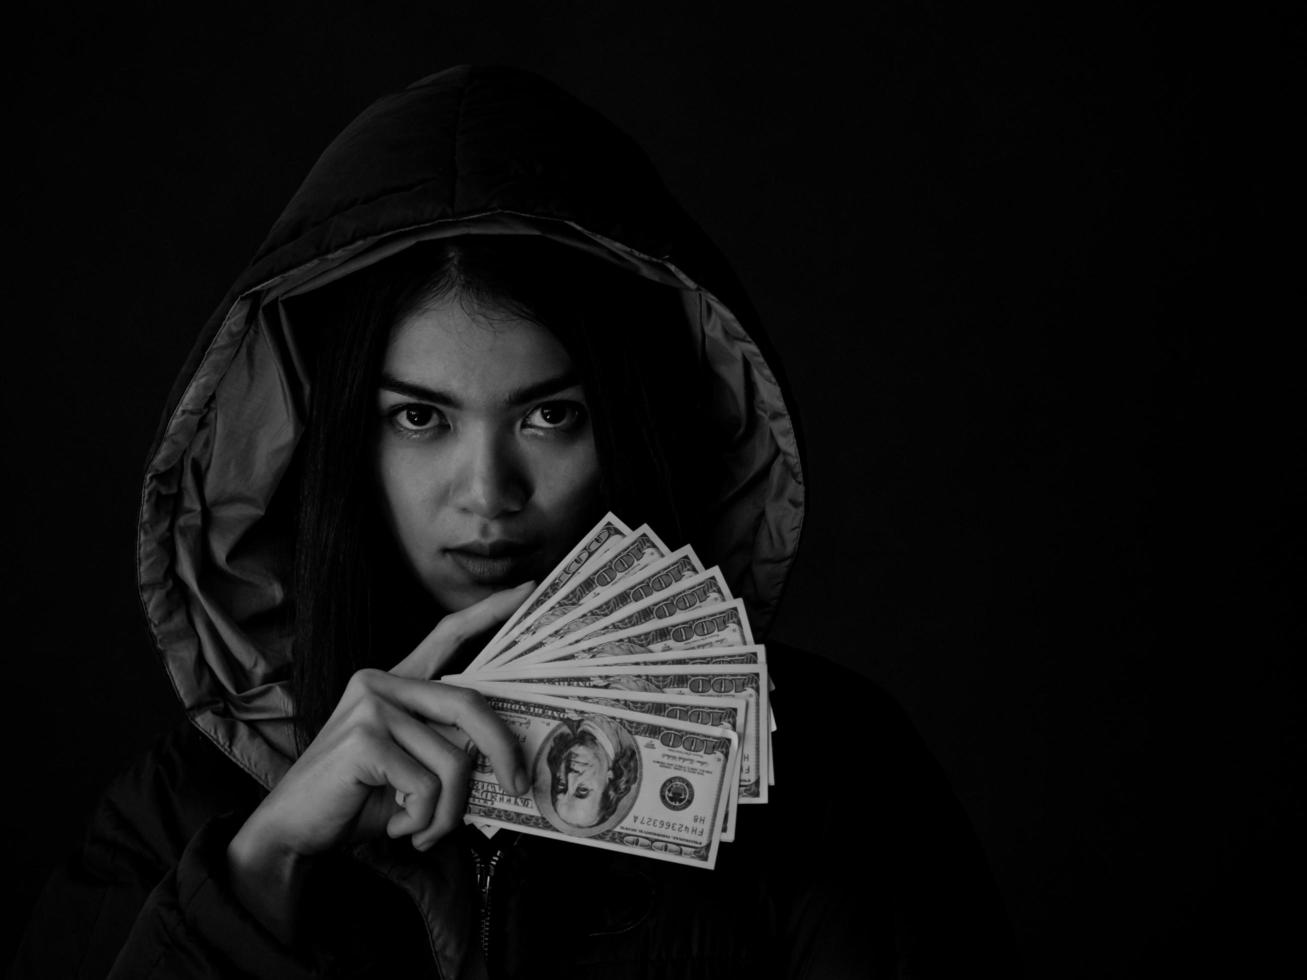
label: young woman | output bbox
[14,66,1016,978]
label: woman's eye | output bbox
[389,404,447,434]
[524,402,585,431]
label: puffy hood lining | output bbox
[137,214,803,792]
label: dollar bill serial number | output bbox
[628,814,708,837]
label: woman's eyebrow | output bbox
[378,374,459,406]
[502,372,582,406]
[377,371,582,407]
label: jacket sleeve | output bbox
[9,726,323,979]
[109,812,329,979]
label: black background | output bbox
[4,1,1295,976]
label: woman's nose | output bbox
[452,429,528,518]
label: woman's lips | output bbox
[445,543,534,585]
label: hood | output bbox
[137,66,805,795]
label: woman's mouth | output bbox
[444,542,534,585]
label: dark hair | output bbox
[288,236,709,746]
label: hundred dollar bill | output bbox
[484,643,778,782]
[491,549,714,666]
[511,599,755,669]
[469,512,631,671]
[595,644,776,733]
[525,568,732,658]
[473,645,776,804]
[469,681,745,841]
[483,525,674,667]
[442,683,739,868]
[486,644,767,671]
[466,653,763,840]
[462,665,769,805]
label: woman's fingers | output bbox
[391,581,535,680]
[238,660,531,863]
[400,680,529,797]
[346,728,442,838]
[379,706,481,848]
[342,670,529,797]
[310,669,529,852]
[362,692,526,850]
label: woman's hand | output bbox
[226,582,534,942]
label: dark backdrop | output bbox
[4,2,1294,977]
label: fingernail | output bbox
[514,770,531,795]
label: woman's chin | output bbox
[422,575,522,615]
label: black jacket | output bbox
[12,67,1018,977]
[14,644,1015,978]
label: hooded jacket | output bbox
[12,67,1017,978]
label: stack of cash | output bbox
[446,513,772,871]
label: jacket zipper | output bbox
[473,847,505,965]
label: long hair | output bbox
[288,236,709,747]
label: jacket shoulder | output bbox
[760,640,1023,976]
[81,721,264,881]
[10,722,265,979]
[764,641,912,739]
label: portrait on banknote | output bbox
[534,714,643,835]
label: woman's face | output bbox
[374,294,603,612]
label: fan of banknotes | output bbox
[446,512,773,871]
